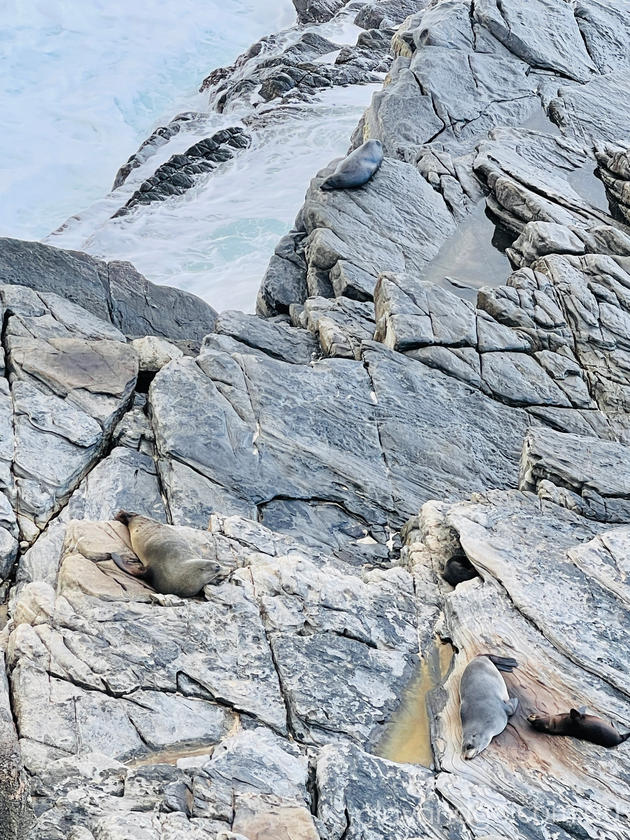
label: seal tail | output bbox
[620,731,630,743]
[485,654,519,672]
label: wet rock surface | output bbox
[4,0,630,838]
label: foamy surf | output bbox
[0,0,297,240]
[42,4,381,312]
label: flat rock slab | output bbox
[7,530,288,770]
[0,238,218,350]
[302,157,455,281]
[241,556,420,746]
[315,743,467,840]
[1,287,138,537]
[473,0,597,81]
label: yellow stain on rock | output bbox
[375,638,454,767]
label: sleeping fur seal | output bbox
[528,707,630,747]
[320,139,383,190]
[460,654,519,759]
[112,511,222,597]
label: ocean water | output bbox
[2,1,378,312]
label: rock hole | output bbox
[135,369,157,394]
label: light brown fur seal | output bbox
[112,511,222,597]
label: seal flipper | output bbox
[570,708,585,721]
[486,654,519,672]
[111,552,146,578]
[503,697,519,716]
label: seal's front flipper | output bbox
[487,654,519,672]
[503,697,519,716]
[111,552,145,578]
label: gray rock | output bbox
[0,652,32,840]
[244,555,419,746]
[473,0,597,81]
[549,72,630,146]
[355,0,422,30]
[16,447,165,590]
[303,295,374,358]
[330,259,377,301]
[112,128,250,217]
[0,239,218,350]
[112,111,208,189]
[108,260,217,352]
[316,743,466,840]
[574,0,630,74]
[520,426,630,522]
[212,310,318,364]
[131,336,183,372]
[374,273,477,351]
[292,0,346,24]
[302,156,456,287]
[256,233,308,316]
[480,350,572,407]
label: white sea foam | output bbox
[4,2,378,312]
[1,0,296,239]
[51,83,379,312]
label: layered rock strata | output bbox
[3,1,630,839]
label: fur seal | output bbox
[460,654,519,759]
[112,512,222,597]
[528,707,630,748]
[442,553,478,587]
[320,139,383,190]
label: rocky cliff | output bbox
[2,0,630,838]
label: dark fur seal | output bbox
[460,654,519,759]
[320,139,383,190]
[528,707,630,748]
[112,512,222,597]
[442,553,478,587]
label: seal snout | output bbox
[114,510,136,526]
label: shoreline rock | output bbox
[4,0,630,837]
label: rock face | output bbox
[0,238,217,351]
[4,1,630,839]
